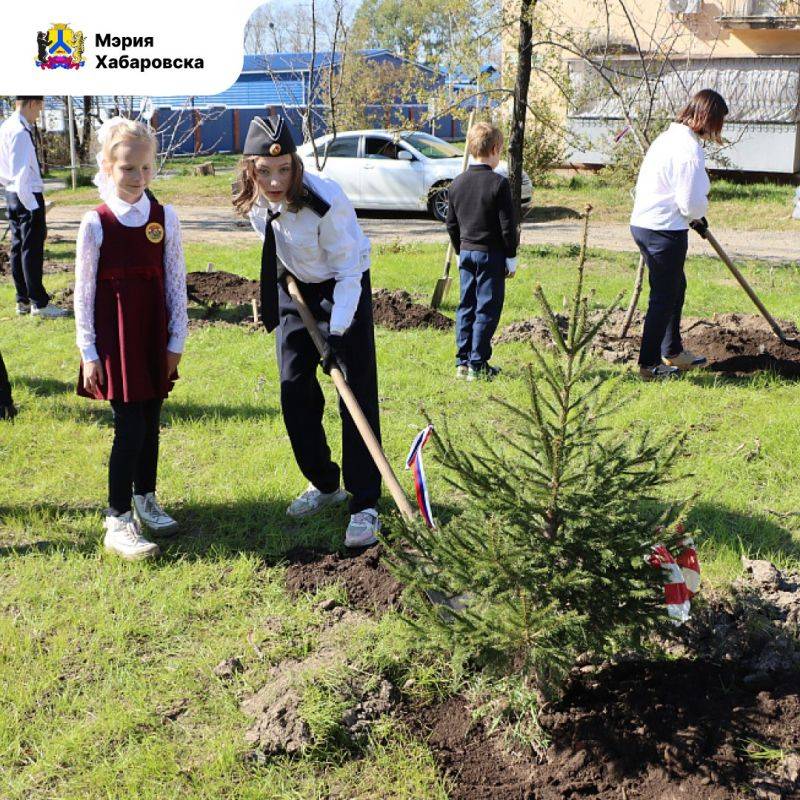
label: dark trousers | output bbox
[456,249,506,368]
[0,350,12,406]
[6,191,49,308]
[631,226,688,367]
[108,398,163,515]
[275,271,381,514]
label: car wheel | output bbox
[428,182,450,223]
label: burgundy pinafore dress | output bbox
[77,201,175,402]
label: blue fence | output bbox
[153,104,467,155]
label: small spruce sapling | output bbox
[386,207,686,700]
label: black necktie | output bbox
[260,210,281,332]
[27,125,42,177]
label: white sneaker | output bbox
[133,492,179,536]
[31,304,68,318]
[286,483,348,518]
[104,511,160,560]
[15,301,30,315]
[345,508,380,548]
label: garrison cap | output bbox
[243,114,297,157]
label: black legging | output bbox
[0,350,12,407]
[108,398,163,515]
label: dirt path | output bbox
[44,204,799,262]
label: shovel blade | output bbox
[431,277,452,309]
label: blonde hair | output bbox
[232,153,306,216]
[466,121,503,158]
[101,118,156,165]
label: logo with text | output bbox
[36,24,86,70]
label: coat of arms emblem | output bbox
[36,24,86,70]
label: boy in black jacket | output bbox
[446,121,518,380]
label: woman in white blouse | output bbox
[630,89,728,381]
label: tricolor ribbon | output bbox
[647,536,701,624]
[405,425,435,528]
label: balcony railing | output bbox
[719,0,800,27]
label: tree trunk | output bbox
[507,0,535,227]
[80,96,93,163]
[618,253,645,338]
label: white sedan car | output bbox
[297,130,532,222]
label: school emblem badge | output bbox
[146,222,165,244]
[36,23,86,70]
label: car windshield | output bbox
[401,132,463,159]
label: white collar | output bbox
[106,190,151,218]
[670,122,701,145]
[254,194,286,216]
[13,111,32,132]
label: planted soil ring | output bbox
[283,544,403,614]
[497,311,800,378]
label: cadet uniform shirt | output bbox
[0,111,44,211]
[249,172,370,335]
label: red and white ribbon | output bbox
[647,544,692,624]
[676,537,700,597]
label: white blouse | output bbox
[74,192,189,363]
[0,111,44,211]
[249,172,370,335]
[630,123,710,231]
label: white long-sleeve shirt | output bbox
[630,123,710,231]
[74,192,189,363]
[249,172,371,335]
[0,111,44,211]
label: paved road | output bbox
[44,205,799,263]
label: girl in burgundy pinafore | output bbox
[75,117,187,561]
[77,200,174,403]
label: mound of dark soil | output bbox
[371,288,453,331]
[183,273,453,333]
[402,560,800,799]
[0,243,70,277]
[498,311,800,378]
[682,313,800,377]
[283,544,403,613]
[186,270,260,307]
[405,662,800,800]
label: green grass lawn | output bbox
[2,239,799,798]
[47,168,800,231]
[532,172,799,231]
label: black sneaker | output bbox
[0,403,18,420]
[467,364,501,382]
[639,364,680,382]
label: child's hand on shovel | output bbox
[321,334,345,375]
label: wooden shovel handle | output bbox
[702,228,793,345]
[284,274,417,522]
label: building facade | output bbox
[507,0,800,172]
